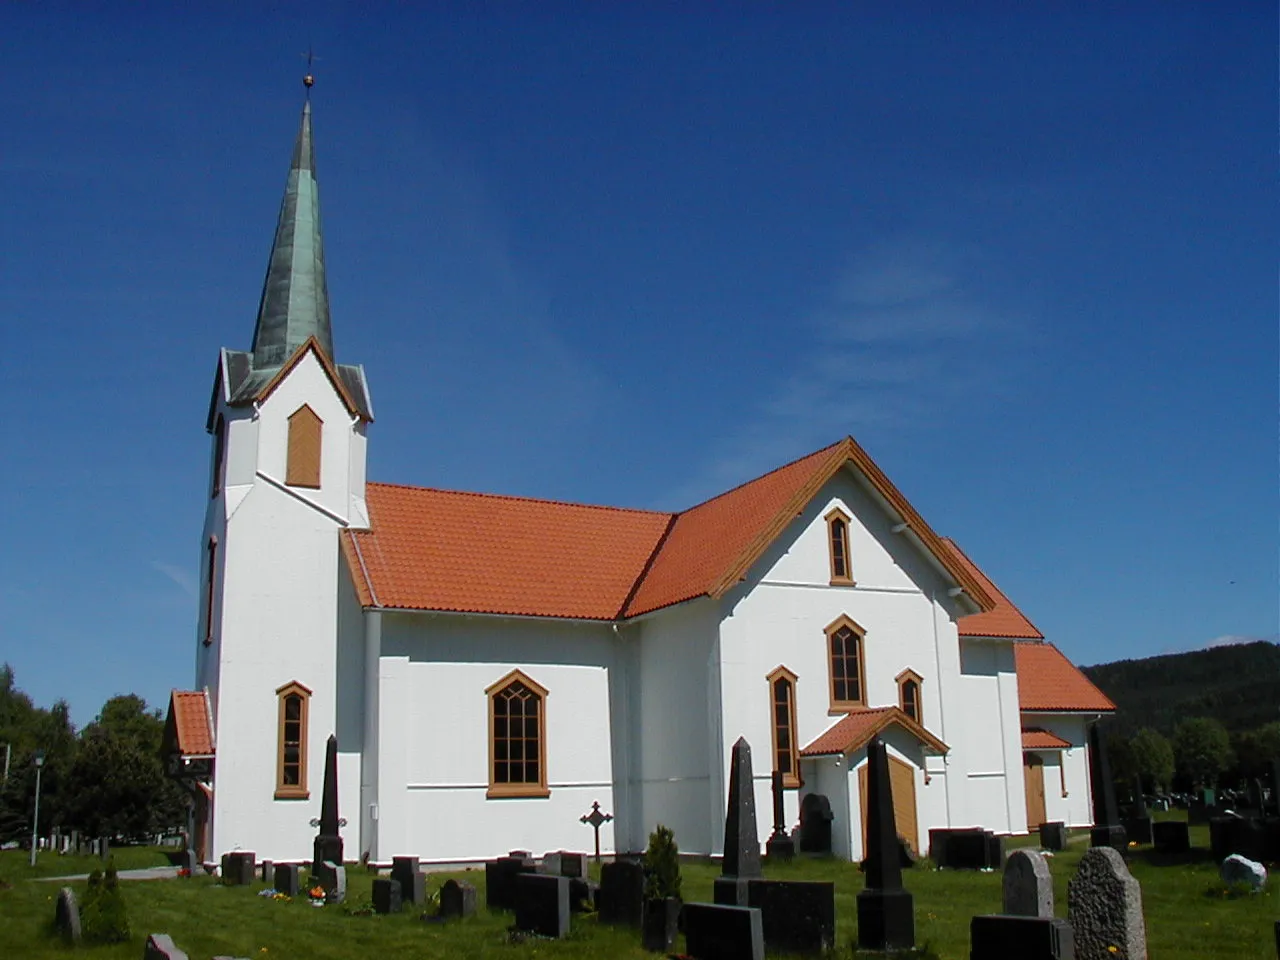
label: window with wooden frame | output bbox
[275,681,311,799]
[897,669,923,725]
[825,507,854,585]
[286,404,323,488]
[211,414,226,498]
[486,670,549,799]
[203,536,218,647]
[767,666,800,788]
[826,615,867,711]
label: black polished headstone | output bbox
[721,737,762,879]
[220,852,255,886]
[1152,819,1190,853]
[683,902,765,960]
[514,873,570,939]
[438,879,476,919]
[970,914,1075,960]
[541,850,586,878]
[485,853,536,910]
[747,879,835,954]
[642,897,681,953]
[312,734,343,871]
[1039,821,1067,851]
[273,863,301,897]
[1090,824,1127,851]
[390,856,419,895]
[798,793,833,853]
[569,876,598,913]
[1088,724,1124,850]
[313,860,346,904]
[372,877,402,914]
[1123,816,1153,845]
[930,828,1000,869]
[1270,761,1280,817]
[598,859,645,927]
[858,736,914,950]
[259,859,273,884]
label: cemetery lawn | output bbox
[0,845,171,880]
[0,824,1275,959]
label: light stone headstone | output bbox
[54,887,81,942]
[1003,848,1054,918]
[1067,846,1146,960]
[144,933,190,960]
[1219,853,1267,892]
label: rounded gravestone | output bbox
[1002,849,1054,918]
[1067,846,1147,960]
[54,886,81,943]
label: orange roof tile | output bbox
[942,539,1044,640]
[1022,727,1072,750]
[1014,642,1116,713]
[343,437,998,621]
[165,690,215,757]
[800,705,948,757]
[343,484,672,620]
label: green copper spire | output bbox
[250,99,333,367]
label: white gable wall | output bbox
[1026,714,1095,828]
[952,638,1025,834]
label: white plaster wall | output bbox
[948,638,1023,833]
[805,757,852,859]
[632,600,720,857]
[843,727,932,862]
[1031,715,1094,828]
[374,613,619,863]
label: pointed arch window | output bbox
[286,404,323,488]
[211,414,226,498]
[275,681,311,799]
[897,669,923,725]
[767,666,800,788]
[826,615,867,711]
[202,536,218,647]
[486,670,549,799]
[825,507,854,585]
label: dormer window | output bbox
[211,414,226,498]
[897,669,923,725]
[825,507,853,585]
[286,404,322,488]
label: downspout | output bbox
[930,590,953,826]
[361,609,382,862]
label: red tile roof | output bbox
[165,690,215,757]
[942,539,1044,640]
[343,437,998,621]
[800,706,948,757]
[1022,727,1072,750]
[1014,642,1116,713]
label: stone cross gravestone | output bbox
[579,801,613,861]
[713,737,762,907]
[857,735,915,951]
[1067,846,1146,960]
[1003,848,1054,918]
[54,886,81,943]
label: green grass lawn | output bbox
[0,825,1275,959]
[0,844,171,881]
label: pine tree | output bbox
[643,824,681,901]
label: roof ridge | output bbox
[364,480,674,518]
[674,439,845,515]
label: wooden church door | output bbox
[1023,752,1047,828]
[859,755,919,855]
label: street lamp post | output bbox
[29,749,45,868]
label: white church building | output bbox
[165,98,1115,867]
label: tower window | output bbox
[486,670,549,799]
[825,507,854,585]
[897,669,923,725]
[211,414,226,498]
[286,404,323,488]
[826,615,867,710]
[767,666,800,788]
[275,681,311,799]
[203,536,218,647]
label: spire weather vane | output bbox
[302,47,319,92]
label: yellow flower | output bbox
[1108,947,1118,954]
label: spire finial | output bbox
[303,47,318,96]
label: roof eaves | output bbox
[253,336,365,419]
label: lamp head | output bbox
[33,749,45,768]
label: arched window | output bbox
[767,666,800,788]
[211,414,226,498]
[275,681,312,799]
[286,404,323,488]
[486,670,549,798]
[897,669,923,725]
[203,536,218,647]
[825,507,853,585]
[826,615,867,710]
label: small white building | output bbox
[166,98,1114,866]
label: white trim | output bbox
[255,469,349,525]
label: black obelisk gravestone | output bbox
[765,770,795,861]
[713,737,762,906]
[857,736,914,951]
[1087,724,1125,851]
[313,734,344,871]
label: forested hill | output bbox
[1082,641,1280,736]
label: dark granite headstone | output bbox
[391,856,426,905]
[273,863,301,897]
[970,915,1075,960]
[311,734,344,872]
[541,850,587,878]
[683,902,765,960]
[1088,724,1125,851]
[1152,819,1190,854]
[372,877,402,914]
[930,828,1001,869]
[598,859,645,927]
[179,848,199,875]
[765,771,796,862]
[220,852,255,886]
[1123,816,1153,845]
[642,898,681,953]
[712,876,751,907]
[485,853,536,910]
[1132,774,1148,818]
[1040,821,1067,851]
[1003,849,1054,918]
[312,860,346,904]
[438,879,476,919]
[568,876,598,913]
[1270,760,1280,816]
[258,859,273,884]
[798,793,833,853]
[746,878,835,954]
[144,933,190,960]
[722,737,762,879]
[514,873,571,938]
[54,887,81,942]
[858,736,914,951]
[1210,815,1280,863]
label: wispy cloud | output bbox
[1204,633,1277,649]
[671,235,1032,503]
[151,561,196,600]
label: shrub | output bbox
[81,859,130,944]
[643,824,681,901]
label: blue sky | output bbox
[1,5,1275,726]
